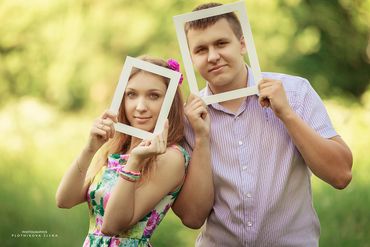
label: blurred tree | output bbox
[1,0,369,112]
[278,0,370,98]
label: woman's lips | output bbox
[134,116,151,124]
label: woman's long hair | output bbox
[86,55,185,183]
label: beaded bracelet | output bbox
[119,169,141,182]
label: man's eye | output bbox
[217,41,227,47]
[195,48,206,54]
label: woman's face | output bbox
[124,71,167,132]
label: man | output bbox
[172,3,353,247]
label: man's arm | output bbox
[172,94,214,229]
[259,79,352,189]
[279,111,352,189]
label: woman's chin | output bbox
[132,124,155,133]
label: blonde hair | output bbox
[86,55,185,184]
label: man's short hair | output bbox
[184,2,243,39]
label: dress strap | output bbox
[169,144,190,168]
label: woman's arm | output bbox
[55,110,117,208]
[101,147,185,235]
[55,147,95,208]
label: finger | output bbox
[139,139,149,147]
[101,119,115,138]
[200,108,208,119]
[186,93,196,105]
[110,126,115,138]
[258,94,270,108]
[185,101,206,117]
[188,100,204,110]
[162,119,169,144]
[186,93,203,105]
[94,119,112,137]
[259,82,277,91]
[101,110,118,122]
[191,104,208,117]
[102,118,113,125]
[156,135,165,153]
[149,135,159,153]
[92,127,108,140]
[187,96,205,107]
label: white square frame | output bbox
[109,56,181,140]
[173,0,262,105]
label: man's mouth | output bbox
[208,64,226,73]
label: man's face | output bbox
[187,18,247,92]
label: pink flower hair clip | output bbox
[167,58,184,85]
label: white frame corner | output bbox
[173,0,262,105]
[109,56,181,140]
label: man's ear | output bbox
[240,36,247,55]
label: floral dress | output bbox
[82,145,190,247]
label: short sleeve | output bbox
[297,79,337,139]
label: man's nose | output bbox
[208,47,220,63]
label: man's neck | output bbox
[210,65,249,113]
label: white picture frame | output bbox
[109,56,181,140]
[173,0,261,105]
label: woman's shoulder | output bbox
[167,144,190,167]
[155,145,188,173]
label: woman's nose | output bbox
[135,98,148,112]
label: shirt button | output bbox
[246,193,252,198]
[242,166,247,170]
[238,141,243,145]
[247,221,253,227]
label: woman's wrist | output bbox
[83,144,99,155]
[125,155,144,172]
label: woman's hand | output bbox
[86,110,118,153]
[128,120,169,167]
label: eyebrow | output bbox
[125,88,165,93]
[192,38,231,52]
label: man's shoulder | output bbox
[261,72,311,93]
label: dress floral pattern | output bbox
[82,145,189,247]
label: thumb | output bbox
[187,93,196,105]
[162,119,169,142]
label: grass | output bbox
[0,95,369,246]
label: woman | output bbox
[56,56,189,246]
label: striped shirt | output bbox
[184,68,337,247]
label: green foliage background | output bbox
[0,0,369,246]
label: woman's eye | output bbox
[126,92,136,98]
[149,93,160,100]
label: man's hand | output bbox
[184,94,210,138]
[258,78,293,120]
